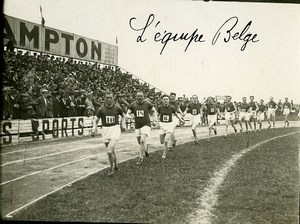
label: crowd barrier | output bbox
[0,115,194,146]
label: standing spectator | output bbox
[60,91,69,117]
[19,92,34,119]
[66,91,76,117]
[10,89,20,119]
[52,91,62,118]
[6,37,15,52]
[85,91,95,117]
[2,87,13,120]
[46,92,54,118]
[76,90,87,116]
[37,89,49,118]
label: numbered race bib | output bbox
[136,110,144,117]
[192,109,198,115]
[269,105,273,108]
[210,108,215,113]
[241,109,246,112]
[162,115,170,122]
[227,107,231,111]
[106,116,115,124]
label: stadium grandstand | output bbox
[2,48,166,120]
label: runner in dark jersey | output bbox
[224,96,237,137]
[282,97,291,127]
[267,96,278,128]
[183,95,202,143]
[126,91,157,165]
[238,97,251,133]
[204,97,219,142]
[257,99,266,131]
[157,94,184,159]
[92,91,125,176]
[169,92,184,149]
[248,96,257,131]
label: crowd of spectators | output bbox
[2,49,164,120]
[2,49,299,122]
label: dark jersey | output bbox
[267,101,277,109]
[129,101,153,129]
[157,105,176,123]
[96,104,123,127]
[282,102,291,109]
[258,104,266,112]
[225,102,235,112]
[179,104,187,113]
[187,103,202,115]
[249,101,257,110]
[206,103,217,115]
[240,103,250,112]
[170,100,179,112]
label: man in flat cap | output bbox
[37,88,49,118]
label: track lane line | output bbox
[187,131,299,224]
[0,147,128,185]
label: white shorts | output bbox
[190,114,201,128]
[159,122,174,134]
[283,108,290,116]
[257,111,265,121]
[267,108,276,119]
[239,112,249,121]
[225,111,235,121]
[208,114,217,126]
[135,125,151,137]
[248,111,257,119]
[102,125,121,143]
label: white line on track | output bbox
[1,139,138,167]
[3,145,141,219]
[0,137,135,156]
[1,145,98,167]
[0,147,127,185]
[187,131,299,224]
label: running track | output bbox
[1,121,299,218]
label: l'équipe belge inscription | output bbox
[129,14,259,55]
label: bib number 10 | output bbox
[106,116,115,124]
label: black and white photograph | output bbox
[1,0,300,223]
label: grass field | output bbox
[10,127,300,223]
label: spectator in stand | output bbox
[6,37,15,52]
[60,91,69,117]
[2,87,14,120]
[37,89,49,118]
[85,91,95,117]
[46,92,54,118]
[66,91,76,117]
[92,93,102,114]
[52,90,62,118]
[19,92,34,119]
